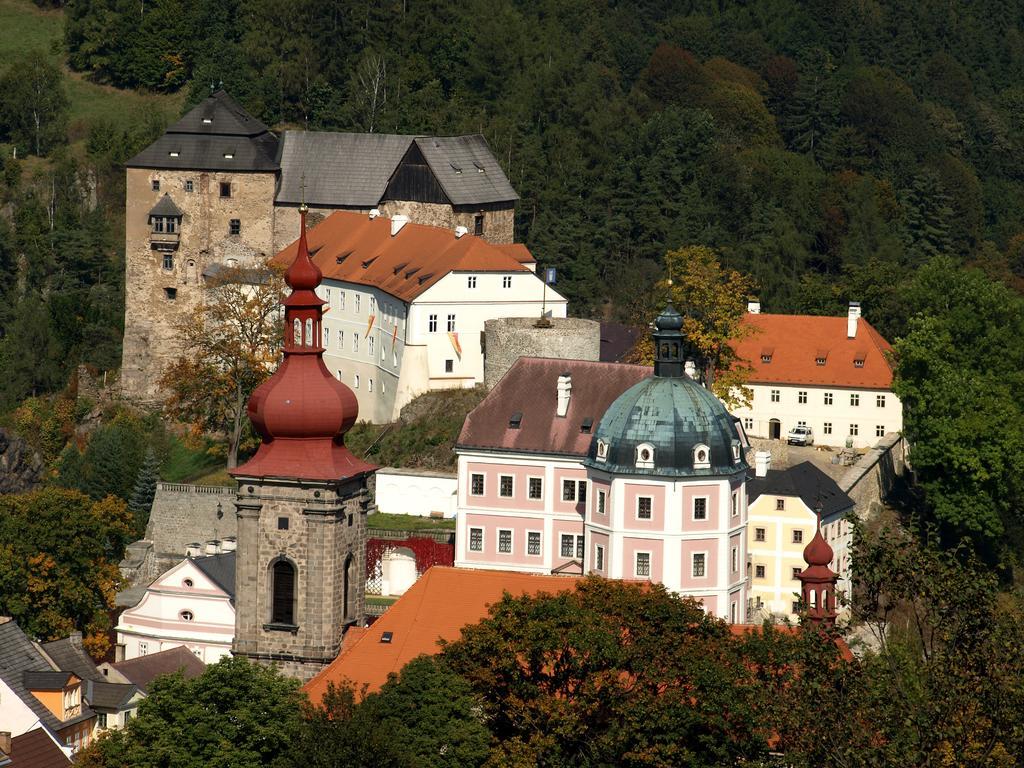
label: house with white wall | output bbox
[116,550,235,664]
[274,211,567,423]
[731,302,902,449]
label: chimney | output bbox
[747,300,761,314]
[185,542,201,557]
[390,214,410,236]
[369,208,381,220]
[847,301,861,339]
[754,450,771,478]
[454,225,469,239]
[556,373,572,418]
[205,540,219,555]
[0,732,11,756]
[220,536,237,552]
[69,631,82,649]
[684,360,697,380]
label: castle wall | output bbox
[483,317,601,389]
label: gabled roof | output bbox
[275,132,518,207]
[127,90,278,172]
[191,551,236,599]
[273,212,538,303]
[22,671,74,691]
[84,681,140,711]
[733,313,894,390]
[457,358,651,457]
[0,621,64,731]
[40,637,103,683]
[8,729,71,768]
[148,194,184,218]
[747,461,854,519]
[303,567,581,701]
[108,646,205,693]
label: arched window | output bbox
[304,318,313,347]
[293,318,301,346]
[343,554,354,622]
[271,560,296,625]
[693,443,711,470]
[635,443,654,469]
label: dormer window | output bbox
[596,438,609,461]
[223,152,234,159]
[853,357,865,368]
[816,356,826,365]
[202,117,212,124]
[693,444,711,470]
[760,353,772,363]
[509,412,523,429]
[635,443,654,470]
[815,349,828,366]
[731,441,741,463]
[169,151,179,158]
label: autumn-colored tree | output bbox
[160,263,283,468]
[0,488,132,658]
[628,245,757,408]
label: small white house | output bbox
[116,549,235,664]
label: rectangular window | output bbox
[824,392,833,405]
[637,497,652,520]
[850,423,859,436]
[528,477,543,500]
[527,531,541,556]
[635,552,651,578]
[498,529,512,554]
[229,219,240,235]
[798,390,807,404]
[162,254,174,270]
[770,389,780,403]
[164,287,177,300]
[731,547,738,572]
[876,424,885,437]
[877,394,886,408]
[792,567,803,580]
[138,642,148,656]
[692,553,706,578]
[353,333,359,352]
[184,179,194,192]
[596,544,605,571]
[693,497,707,520]
[755,564,766,578]
[369,297,376,314]
[277,516,289,530]
[445,359,454,373]
[560,534,574,558]
[447,314,456,332]
[798,420,807,427]
[792,530,803,544]
[467,275,477,288]
[219,182,231,198]
[354,374,360,389]
[97,713,108,729]
[793,600,802,613]
[577,481,587,503]
[499,475,514,497]
[355,295,361,313]
[576,535,585,559]
[340,292,346,310]
[469,527,483,552]
[325,288,332,305]
[368,337,374,356]
[337,329,344,350]
[368,378,373,392]
[731,492,739,517]
[470,473,484,496]
[502,275,512,288]
[428,314,438,333]
[153,216,165,233]
[743,417,753,430]
[824,422,833,435]
[850,393,860,406]
[597,490,606,515]
[755,527,766,542]
[152,179,160,191]
[776,498,785,511]
[474,214,484,236]
[562,479,576,501]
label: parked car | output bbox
[787,425,814,446]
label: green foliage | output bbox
[366,512,455,533]
[0,49,68,155]
[127,446,160,535]
[80,657,304,768]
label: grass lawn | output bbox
[160,434,225,484]
[367,512,456,532]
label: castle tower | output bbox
[121,90,280,402]
[230,206,377,681]
[796,508,839,626]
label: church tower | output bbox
[230,206,377,680]
[796,507,839,626]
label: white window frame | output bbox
[850,393,860,407]
[743,417,753,430]
[755,527,766,542]
[340,291,346,310]
[527,476,543,500]
[337,329,344,350]
[497,528,513,554]
[635,442,655,469]
[368,336,374,357]
[824,391,833,405]
[595,544,605,571]
[597,489,606,515]
[470,473,485,496]
[354,374,360,389]
[731,491,739,517]
[562,479,576,502]
[731,546,739,573]
[798,390,807,404]
[770,389,780,403]
[498,474,514,498]
[596,438,609,461]
[877,394,886,408]
[636,495,653,521]
[447,313,456,332]
[560,533,575,558]
[850,423,859,436]
[468,527,484,552]
[138,641,148,656]
[634,551,652,578]
[467,275,477,288]
[692,496,709,521]
[693,443,710,470]
[355,294,361,313]
[502,275,512,288]
[428,314,438,333]
[353,332,359,352]
[526,530,542,557]
[823,422,833,435]
[691,551,708,578]
[876,424,885,437]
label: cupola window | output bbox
[596,438,609,461]
[731,441,741,463]
[635,443,655,470]
[693,444,711,470]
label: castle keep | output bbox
[122,90,519,402]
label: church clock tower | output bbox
[230,206,377,680]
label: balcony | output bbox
[150,231,180,251]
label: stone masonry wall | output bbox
[839,433,908,520]
[484,317,601,388]
[121,168,278,402]
[144,482,238,557]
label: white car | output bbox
[787,425,814,446]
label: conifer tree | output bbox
[901,170,954,264]
[127,447,160,536]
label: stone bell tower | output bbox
[230,206,377,681]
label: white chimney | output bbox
[369,208,381,220]
[556,373,572,418]
[754,450,771,478]
[454,225,469,239]
[185,542,202,557]
[684,359,697,379]
[205,540,220,555]
[747,300,761,314]
[847,301,861,339]
[390,214,410,236]
[221,536,237,552]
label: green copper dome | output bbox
[583,371,747,478]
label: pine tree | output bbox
[783,49,839,160]
[901,170,954,264]
[127,447,160,536]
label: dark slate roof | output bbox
[0,621,63,731]
[109,646,205,693]
[84,681,139,711]
[457,358,651,457]
[276,132,518,207]
[276,131,415,206]
[9,729,71,768]
[415,135,519,205]
[191,550,235,598]
[148,193,184,218]
[127,90,279,172]
[40,637,103,682]
[747,461,854,519]
[22,671,73,690]
[599,322,643,363]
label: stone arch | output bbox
[268,556,297,625]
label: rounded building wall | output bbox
[483,317,601,388]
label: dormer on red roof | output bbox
[231,206,376,482]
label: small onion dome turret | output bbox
[800,527,836,580]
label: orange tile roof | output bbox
[273,212,534,303]
[494,242,536,264]
[303,567,582,702]
[733,313,894,390]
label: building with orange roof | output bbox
[731,302,902,449]
[272,211,566,422]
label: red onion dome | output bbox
[803,528,834,569]
[284,205,322,291]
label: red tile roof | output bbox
[273,212,534,303]
[457,357,651,456]
[9,729,71,768]
[733,313,894,390]
[303,567,582,702]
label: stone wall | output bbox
[144,482,237,557]
[0,428,43,494]
[483,317,601,388]
[838,433,908,519]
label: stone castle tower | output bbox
[121,90,520,403]
[230,207,377,680]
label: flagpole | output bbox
[536,267,552,328]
